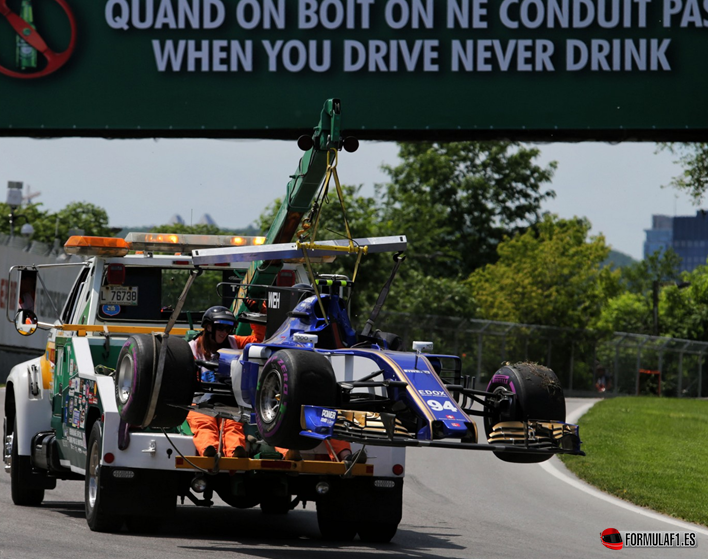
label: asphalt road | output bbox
[1,391,706,559]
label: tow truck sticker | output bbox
[102,304,121,316]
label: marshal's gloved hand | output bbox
[245,298,266,313]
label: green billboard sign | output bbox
[0,0,706,140]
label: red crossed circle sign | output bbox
[0,0,76,79]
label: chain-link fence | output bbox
[376,311,707,398]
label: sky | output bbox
[0,137,698,261]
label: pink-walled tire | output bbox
[255,349,336,450]
[484,362,565,463]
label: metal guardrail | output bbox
[376,312,707,398]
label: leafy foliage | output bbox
[597,249,683,336]
[660,265,708,340]
[619,248,682,294]
[380,142,557,277]
[660,143,708,205]
[468,214,620,330]
[0,201,112,245]
[594,291,653,334]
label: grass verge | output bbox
[560,396,708,527]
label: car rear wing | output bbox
[191,236,408,266]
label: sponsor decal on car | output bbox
[404,369,430,375]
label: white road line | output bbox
[540,399,708,536]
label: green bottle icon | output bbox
[16,0,37,70]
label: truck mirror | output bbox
[14,309,38,336]
[18,269,38,313]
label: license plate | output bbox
[100,286,138,306]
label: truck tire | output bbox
[85,421,123,532]
[255,349,336,450]
[358,521,399,543]
[317,507,357,541]
[10,420,44,507]
[116,334,196,428]
[483,362,566,464]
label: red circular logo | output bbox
[0,0,76,79]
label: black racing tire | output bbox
[357,521,399,543]
[317,507,357,541]
[85,421,123,532]
[255,349,337,450]
[483,362,566,464]
[10,419,44,507]
[115,334,196,428]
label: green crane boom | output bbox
[233,99,353,333]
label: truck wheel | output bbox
[317,507,357,541]
[85,421,123,532]
[358,521,399,543]
[116,334,196,428]
[255,349,336,450]
[484,362,566,464]
[10,420,44,506]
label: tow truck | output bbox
[3,100,582,542]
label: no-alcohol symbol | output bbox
[0,0,76,79]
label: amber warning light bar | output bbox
[64,233,267,257]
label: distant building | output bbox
[198,213,217,226]
[168,214,185,225]
[644,215,673,258]
[645,212,708,272]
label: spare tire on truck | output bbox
[115,334,196,428]
[483,362,566,464]
[255,349,337,450]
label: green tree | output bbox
[660,143,708,204]
[659,266,708,340]
[56,202,112,240]
[468,214,620,330]
[0,202,49,238]
[595,291,653,334]
[597,249,682,336]
[0,201,112,246]
[380,141,557,277]
[619,248,682,294]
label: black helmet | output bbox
[202,306,236,329]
